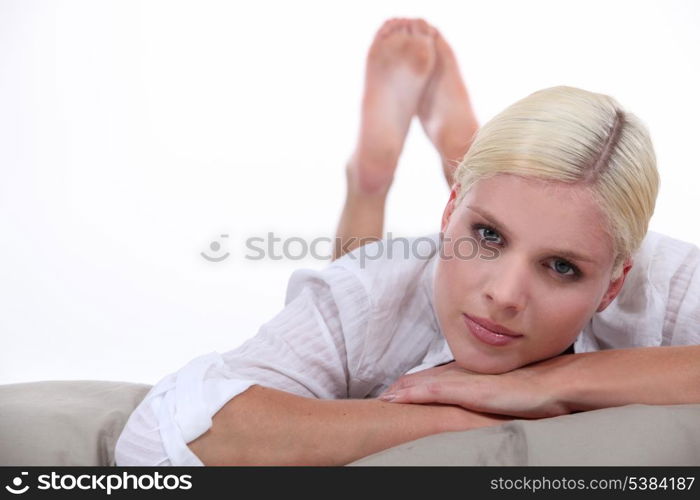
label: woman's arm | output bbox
[378,345,700,418]
[540,345,700,412]
[186,384,510,465]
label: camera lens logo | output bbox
[201,234,230,262]
[5,472,29,495]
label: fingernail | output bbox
[379,392,396,402]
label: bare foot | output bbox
[418,28,479,187]
[348,18,436,196]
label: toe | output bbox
[413,18,431,35]
[432,29,452,54]
[379,18,400,37]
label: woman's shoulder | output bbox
[281,233,443,388]
[329,232,441,293]
[633,230,700,292]
[577,230,700,351]
[606,230,700,318]
[638,230,699,258]
[284,232,441,309]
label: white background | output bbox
[1,0,699,385]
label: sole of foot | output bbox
[348,18,436,196]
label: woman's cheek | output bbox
[544,290,598,341]
[445,259,479,303]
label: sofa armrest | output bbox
[350,403,700,465]
[4,381,700,466]
[0,380,151,466]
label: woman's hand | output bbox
[378,360,570,419]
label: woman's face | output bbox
[433,174,631,374]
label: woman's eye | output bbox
[475,225,503,244]
[549,259,576,277]
[471,223,581,280]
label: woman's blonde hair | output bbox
[454,85,659,279]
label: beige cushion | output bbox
[0,381,151,466]
[350,403,700,465]
[2,381,700,466]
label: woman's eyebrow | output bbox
[465,205,597,264]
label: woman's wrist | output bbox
[520,346,700,413]
[436,403,512,433]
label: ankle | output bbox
[346,155,395,197]
[436,128,476,166]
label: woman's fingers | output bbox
[379,362,461,396]
[379,380,476,407]
[380,372,432,395]
[379,367,571,419]
[380,377,422,396]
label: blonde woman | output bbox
[115,18,700,466]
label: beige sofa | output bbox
[2,380,700,466]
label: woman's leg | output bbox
[333,20,479,260]
[417,28,480,188]
[333,18,435,259]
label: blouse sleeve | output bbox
[114,262,371,466]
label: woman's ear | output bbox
[441,184,461,233]
[596,257,634,312]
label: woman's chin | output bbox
[452,355,522,375]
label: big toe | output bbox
[411,18,434,36]
[369,19,435,75]
[376,18,402,38]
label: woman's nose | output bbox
[482,257,528,312]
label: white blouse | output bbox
[114,231,700,466]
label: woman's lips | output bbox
[463,314,524,347]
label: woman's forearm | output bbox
[538,345,700,413]
[186,384,509,465]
